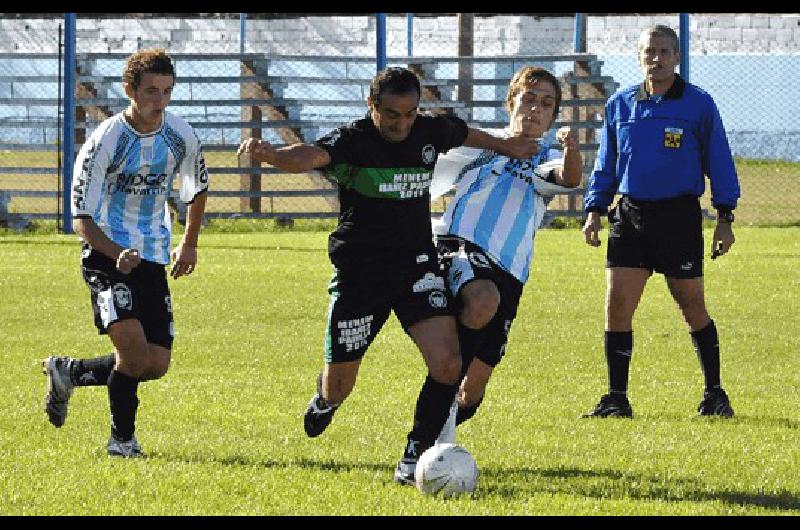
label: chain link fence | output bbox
[0,16,62,228]
[1,13,798,229]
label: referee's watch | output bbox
[716,208,735,223]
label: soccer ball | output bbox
[414,443,479,498]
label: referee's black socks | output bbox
[605,331,633,396]
[691,319,722,391]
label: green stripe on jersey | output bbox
[329,164,433,199]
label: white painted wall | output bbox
[1,14,798,55]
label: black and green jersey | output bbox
[315,114,468,272]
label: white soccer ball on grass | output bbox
[414,443,479,498]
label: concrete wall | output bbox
[1,14,798,55]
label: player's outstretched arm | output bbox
[463,127,539,160]
[237,138,331,173]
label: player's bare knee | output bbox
[461,297,499,330]
[461,283,500,329]
[430,355,462,385]
[115,358,148,378]
[144,358,171,380]
[606,299,635,330]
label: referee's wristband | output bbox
[716,208,735,223]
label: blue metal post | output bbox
[406,13,413,57]
[62,13,76,234]
[679,13,690,81]
[573,13,586,53]
[240,13,247,54]
[376,13,387,71]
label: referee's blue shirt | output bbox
[584,75,740,213]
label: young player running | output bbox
[43,48,209,457]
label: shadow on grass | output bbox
[151,452,389,475]
[727,415,800,430]
[478,465,800,512]
[150,452,799,512]
[623,413,800,430]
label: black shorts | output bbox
[606,195,704,279]
[438,237,524,368]
[324,247,454,363]
[80,243,174,349]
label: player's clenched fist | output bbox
[499,135,540,160]
[556,126,578,149]
[116,248,141,274]
[237,138,275,164]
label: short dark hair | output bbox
[123,48,175,89]
[505,66,562,118]
[639,24,680,53]
[369,67,421,106]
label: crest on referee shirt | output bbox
[664,127,683,148]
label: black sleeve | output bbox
[314,125,354,171]
[433,115,469,151]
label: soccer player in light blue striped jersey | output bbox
[429,66,583,439]
[43,49,209,457]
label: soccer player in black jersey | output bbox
[238,67,539,484]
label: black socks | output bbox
[691,319,721,391]
[404,374,460,461]
[605,331,633,395]
[71,354,115,386]
[107,370,139,441]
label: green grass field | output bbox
[1,226,799,515]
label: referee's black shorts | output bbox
[606,194,704,279]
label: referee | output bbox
[581,25,741,418]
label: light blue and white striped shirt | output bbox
[71,111,209,265]
[434,130,564,283]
